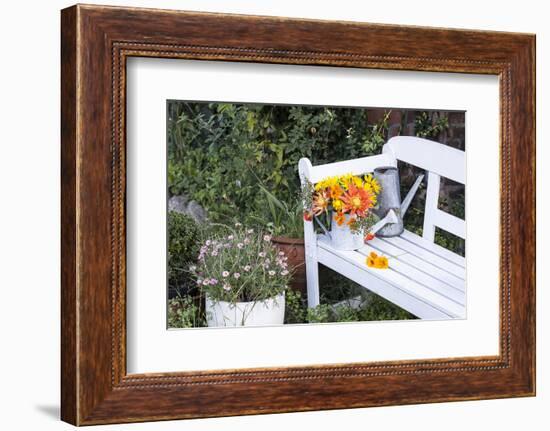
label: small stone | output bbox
[168,194,207,223]
[187,200,207,223]
[168,195,189,214]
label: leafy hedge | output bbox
[167,211,201,293]
[168,102,390,228]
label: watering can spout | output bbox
[400,174,424,217]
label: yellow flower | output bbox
[332,198,343,211]
[315,176,339,192]
[352,176,363,188]
[374,256,389,269]
[366,251,389,269]
[364,174,381,195]
[370,193,377,206]
[339,173,354,190]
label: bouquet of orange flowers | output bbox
[302,173,381,234]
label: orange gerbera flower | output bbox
[334,212,346,226]
[340,183,374,218]
[312,189,330,216]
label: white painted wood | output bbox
[383,136,465,184]
[316,247,452,319]
[369,236,465,291]
[317,238,464,318]
[432,209,466,239]
[379,236,466,280]
[303,223,320,308]
[299,137,467,319]
[298,153,398,308]
[400,230,466,268]
[383,136,466,242]
[298,158,321,308]
[367,237,409,257]
[299,154,395,184]
[423,171,440,242]
[357,245,465,305]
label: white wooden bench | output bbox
[298,136,466,320]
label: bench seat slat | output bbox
[318,237,465,318]
[368,237,464,290]
[357,245,465,306]
[317,248,452,319]
[378,236,466,280]
[401,230,466,268]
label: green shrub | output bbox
[355,294,415,321]
[284,289,415,324]
[167,102,391,227]
[168,211,201,292]
[168,296,205,328]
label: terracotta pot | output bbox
[271,236,307,296]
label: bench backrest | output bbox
[383,136,465,242]
[298,136,465,243]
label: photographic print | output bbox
[167,101,466,328]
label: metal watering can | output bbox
[369,166,424,238]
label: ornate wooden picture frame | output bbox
[61,4,535,425]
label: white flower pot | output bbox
[329,213,364,250]
[205,292,285,327]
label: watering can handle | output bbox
[400,174,425,217]
[314,215,332,239]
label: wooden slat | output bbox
[367,238,464,291]
[316,248,453,320]
[318,239,465,317]
[401,230,465,267]
[357,245,465,305]
[422,171,440,242]
[302,153,396,184]
[379,236,466,280]
[383,137,466,184]
[433,209,466,239]
[367,237,409,257]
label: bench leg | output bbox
[304,230,320,308]
[305,250,320,308]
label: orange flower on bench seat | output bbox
[366,251,389,269]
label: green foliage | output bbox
[167,211,201,292]
[285,289,333,324]
[284,289,307,324]
[251,184,304,238]
[414,111,449,138]
[167,102,391,229]
[355,294,415,321]
[168,296,205,328]
[284,288,415,324]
